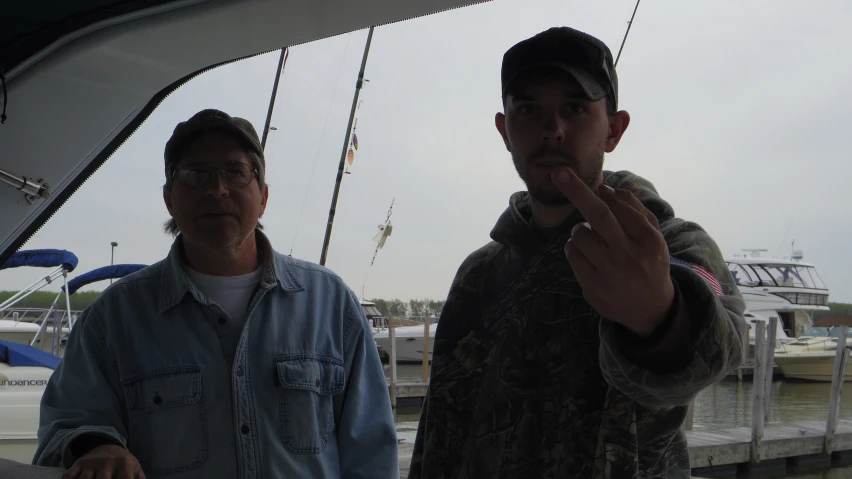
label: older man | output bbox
[409,27,746,478]
[34,109,397,478]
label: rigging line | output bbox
[361,260,373,301]
[614,0,641,67]
[288,33,354,256]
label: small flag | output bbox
[670,256,723,295]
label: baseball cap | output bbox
[501,27,618,111]
[164,109,264,169]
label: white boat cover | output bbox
[0,0,487,264]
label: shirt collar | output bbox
[157,229,304,314]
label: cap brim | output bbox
[502,62,607,102]
[165,117,263,164]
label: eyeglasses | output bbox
[172,163,258,188]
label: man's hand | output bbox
[552,167,674,337]
[63,444,146,479]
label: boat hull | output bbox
[774,354,852,382]
[373,324,436,363]
[0,363,53,462]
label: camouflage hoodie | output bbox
[408,170,746,479]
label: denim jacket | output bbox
[34,232,398,478]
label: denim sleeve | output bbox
[336,292,398,479]
[33,306,128,468]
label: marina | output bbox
[1,1,852,478]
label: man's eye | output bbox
[567,104,586,114]
[517,104,536,115]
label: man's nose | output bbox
[541,111,566,145]
[204,171,229,196]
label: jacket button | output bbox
[315,378,321,388]
[153,394,162,405]
[240,424,250,435]
[236,367,244,377]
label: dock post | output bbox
[388,319,397,409]
[825,324,849,453]
[422,314,431,384]
[684,398,695,431]
[738,318,749,381]
[750,320,766,463]
[763,316,778,423]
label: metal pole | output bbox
[0,267,64,311]
[388,317,397,409]
[422,314,431,383]
[260,48,290,150]
[110,242,117,284]
[750,320,766,463]
[63,271,74,331]
[319,27,375,266]
[763,316,778,423]
[825,325,849,453]
[0,168,50,198]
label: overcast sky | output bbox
[3,0,852,304]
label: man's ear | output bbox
[258,185,269,218]
[605,110,631,153]
[495,112,511,152]
[163,186,174,216]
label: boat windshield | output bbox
[727,262,827,290]
[361,304,384,318]
[803,326,852,338]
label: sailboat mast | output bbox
[319,26,375,266]
[260,47,290,150]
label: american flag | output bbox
[670,256,723,295]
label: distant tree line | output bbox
[4,289,852,323]
[0,290,449,318]
[813,302,852,322]
[367,298,446,319]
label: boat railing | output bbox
[1,307,82,325]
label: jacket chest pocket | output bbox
[276,357,344,455]
[122,367,208,476]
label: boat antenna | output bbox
[319,26,376,266]
[260,47,290,150]
[614,0,642,67]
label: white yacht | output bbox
[726,249,830,341]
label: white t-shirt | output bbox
[185,267,262,325]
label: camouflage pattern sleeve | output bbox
[598,171,747,409]
[408,243,500,479]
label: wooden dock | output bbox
[395,420,750,478]
[394,421,852,478]
[686,420,852,473]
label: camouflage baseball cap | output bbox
[164,109,264,168]
[501,27,618,111]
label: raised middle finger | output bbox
[551,168,627,249]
